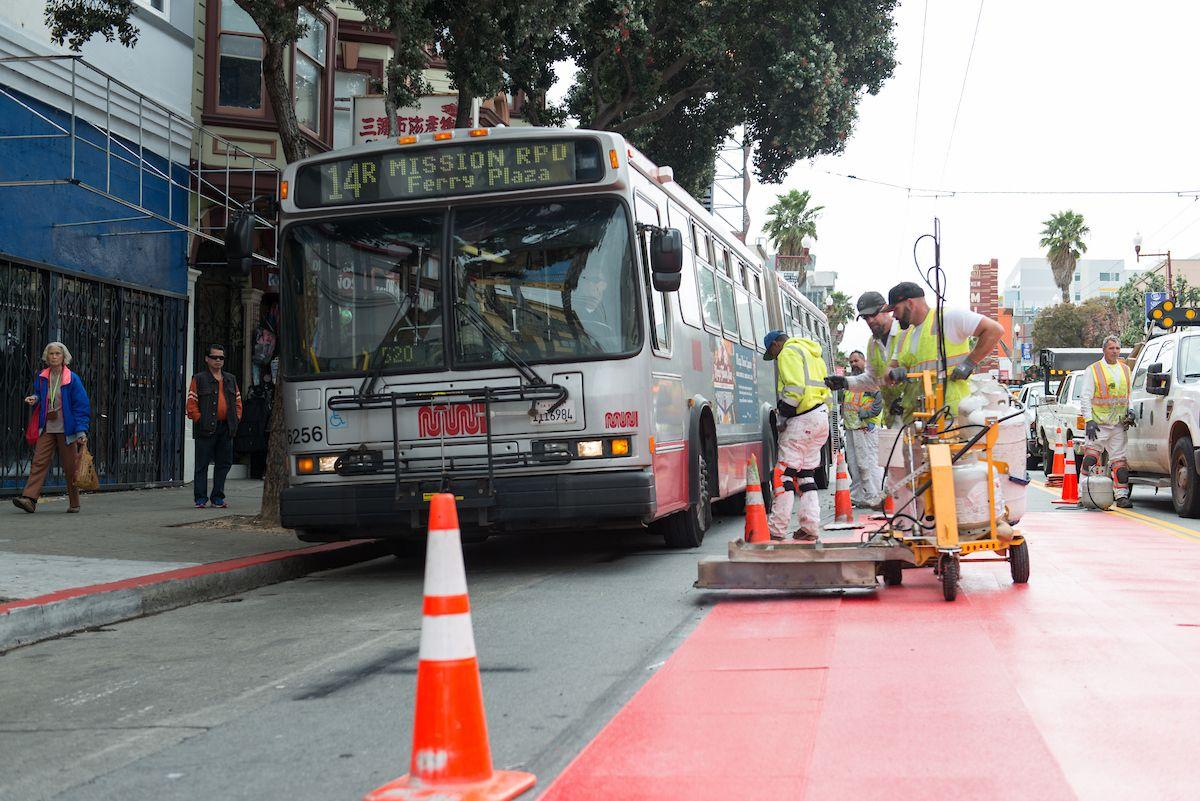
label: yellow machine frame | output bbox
[884,370,1028,600]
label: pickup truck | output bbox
[1016,381,1058,467]
[1035,371,1085,466]
[1125,329,1200,516]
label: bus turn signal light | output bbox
[611,438,630,456]
[609,149,620,169]
[296,456,315,474]
[279,180,289,200]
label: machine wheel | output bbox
[1009,540,1030,584]
[939,554,959,601]
[661,443,713,548]
[1170,436,1200,518]
[881,560,904,586]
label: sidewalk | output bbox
[0,480,387,650]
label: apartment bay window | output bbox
[295,9,328,136]
[217,0,264,112]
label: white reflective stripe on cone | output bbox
[746,490,764,506]
[418,612,478,661]
[423,529,469,597]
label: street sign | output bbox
[1020,342,1032,361]
[1145,291,1169,318]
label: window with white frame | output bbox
[295,9,327,134]
[217,0,264,111]
[333,71,370,150]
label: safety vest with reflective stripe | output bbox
[896,311,973,416]
[1088,359,1131,425]
[842,390,881,430]
[777,337,831,412]
[866,327,901,414]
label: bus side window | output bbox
[723,249,734,281]
[750,300,767,349]
[717,275,737,339]
[691,221,704,258]
[697,265,722,331]
[735,288,754,347]
[634,193,671,353]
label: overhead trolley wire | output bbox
[939,0,987,185]
[822,170,1200,198]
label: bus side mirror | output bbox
[650,228,683,292]
[224,210,255,276]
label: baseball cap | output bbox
[762,330,787,360]
[884,281,926,311]
[856,291,887,318]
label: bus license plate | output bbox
[531,399,576,425]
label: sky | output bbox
[737,0,1200,353]
[553,1,1200,356]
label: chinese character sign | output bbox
[353,96,458,145]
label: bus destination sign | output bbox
[295,138,605,207]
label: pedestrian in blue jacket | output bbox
[13,341,91,513]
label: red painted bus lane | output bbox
[540,508,1200,800]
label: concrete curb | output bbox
[0,539,391,653]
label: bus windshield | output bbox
[282,197,639,377]
[452,198,639,366]
[284,212,445,375]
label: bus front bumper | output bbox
[281,468,658,536]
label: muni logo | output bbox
[418,403,488,438]
[604,411,638,429]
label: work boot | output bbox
[791,528,819,543]
[1115,496,1132,509]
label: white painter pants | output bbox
[769,406,829,538]
[1084,423,1130,499]
[845,426,884,507]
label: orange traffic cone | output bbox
[1047,426,1065,487]
[883,492,896,515]
[744,454,770,543]
[834,450,853,523]
[364,494,536,801]
[1055,441,1080,504]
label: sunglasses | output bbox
[207,355,225,360]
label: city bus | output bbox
[266,126,832,548]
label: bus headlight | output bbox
[577,440,604,458]
[318,455,339,473]
[296,455,339,475]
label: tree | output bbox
[1076,296,1122,347]
[564,0,898,195]
[824,290,854,348]
[355,0,436,134]
[1038,210,1090,305]
[1114,272,1200,346]
[763,189,822,286]
[1032,303,1085,351]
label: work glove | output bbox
[886,366,908,385]
[949,359,978,382]
[1123,410,1137,429]
[824,375,848,391]
[889,398,905,417]
[1085,420,1100,441]
[776,399,798,420]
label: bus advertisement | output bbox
[269,127,833,548]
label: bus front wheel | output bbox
[659,445,713,548]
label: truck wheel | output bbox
[1171,436,1200,518]
[1042,437,1054,475]
[813,441,830,490]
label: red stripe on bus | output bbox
[423,594,471,616]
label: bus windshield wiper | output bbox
[455,300,550,390]
[357,298,413,397]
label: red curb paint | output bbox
[543,508,1200,799]
[0,540,377,615]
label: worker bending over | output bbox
[841,350,884,508]
[1080,335,1134,508]
[884,281,1004,419]
[826,292,902,421]
[763,329,831,542]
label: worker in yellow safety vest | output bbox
[825,292,902,422]
[882,281,1004,420]
[841,350,885,508]
[763,330,831,542]
[1080,335,1135,508]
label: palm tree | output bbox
[1039,210,1090,304]
[764,189,823,287]
[825,290,854,348]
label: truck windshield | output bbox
[451,197,639,366]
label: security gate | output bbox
[0,256,186,493]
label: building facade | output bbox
[969,259,1000,373]
[1,0,199,493]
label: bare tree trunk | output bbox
[262,41,308,164]
[257,381,287,527]
[455,84,473,128]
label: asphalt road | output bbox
[0,509,761,801]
